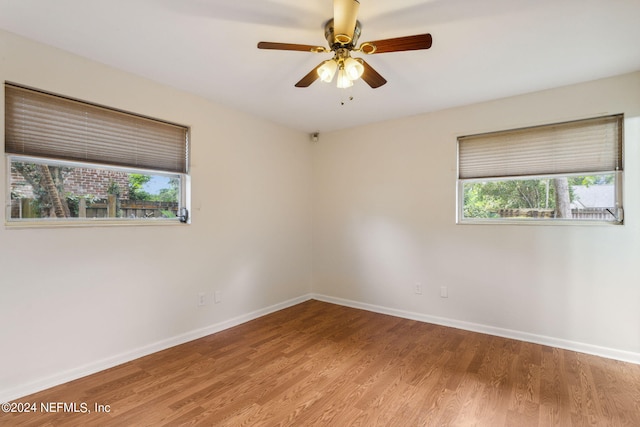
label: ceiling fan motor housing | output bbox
[325,19,362,50]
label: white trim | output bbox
[311,294,640,365]
[0,294,313,403]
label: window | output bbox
[5,83,189,224]
[457,115,623,224]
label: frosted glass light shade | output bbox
[344,57,364,80]
[336,68,353,88]
[317,60,338,83]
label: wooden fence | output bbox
[82,196,178,219]
[497,208,614,220]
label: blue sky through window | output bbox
[143,175,171,195]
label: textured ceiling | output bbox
[1,0,639,133]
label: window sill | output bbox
[457,218,622,226]
[5,219,189,229]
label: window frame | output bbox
[4,83,190,227]
[456,115,624,225]
[6,154,190,226]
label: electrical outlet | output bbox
[197,292,206,306]
[414,283,423,295]
[214,290,221,304]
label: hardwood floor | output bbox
[2,300,639,426]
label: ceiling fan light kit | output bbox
[317,48,364,87]
[258,0,433,90]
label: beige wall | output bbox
[0,29,313,400]
[312,71,640,361]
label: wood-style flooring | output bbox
[2,300,639,426]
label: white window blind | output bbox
[458,115,623,179]
[5,83,188,174]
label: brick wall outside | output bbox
[10,170,34,198]
[63,168,130,199]
[11,167,130,200]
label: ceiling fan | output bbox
[257,0,433,89]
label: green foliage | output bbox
[568,175,614,186]
[463,184,498,218]
[463,179,557,218]
[127,174,152,201]
[128,174,179,202]
[156,178,179,203]
[107,179,122,197]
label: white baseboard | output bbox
[311,293,640,365]
[1,294,313,403]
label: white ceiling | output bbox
[1,0,639,133]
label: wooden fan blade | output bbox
[257,41,324,52]
[360,59,387,88]
[362,33,432,54]
[334,0,360,44]
[295,63,322,87]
